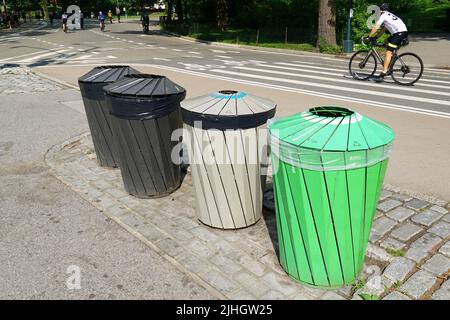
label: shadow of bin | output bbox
[78,65,138,167]
[181,90,276,229]
[104,74,186,198]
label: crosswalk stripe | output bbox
[17,49,70,63]
[280,61,450,83]
[249,64,450,95]
[212,69,450,106]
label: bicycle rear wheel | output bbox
[349,50,377,80]
[391,52,424,86]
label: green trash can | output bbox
[268,106,395,288]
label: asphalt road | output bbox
[0,21,449,192]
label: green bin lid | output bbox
[268,106,395,171]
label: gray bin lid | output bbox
[181,90,276,130]
[104,74,186,120]
[78,65,138,84]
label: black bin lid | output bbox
[104,74,186,120]
[78,65,138,84]
[104,74,186,98]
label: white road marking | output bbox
[16,49,70,63]
[250,64,450,94]
[212,69,450,106]
[215,55,232,59]
[153,57,171,61]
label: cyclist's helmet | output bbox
[379,3,389,11]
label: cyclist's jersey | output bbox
[376,11,407,34]
[62,14,68,22]
[99,14,105,22]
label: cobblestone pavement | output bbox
[45,133,450,300]
[0,65,62,94]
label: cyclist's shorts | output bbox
[387,32,408,51]
[62,18,67,23]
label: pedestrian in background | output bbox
[79,10,84,29]
[107,10,113,24]
[116,7,121,23]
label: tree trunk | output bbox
[217,0,228,31]
[176,0,183,22]
[40,1,49,20]
[317,0,337,47]
[167,0,173,23]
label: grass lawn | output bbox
[167,24,318,52]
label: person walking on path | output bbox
[116,7,121,23]
[107,10,113,24]
[79,10,84,29]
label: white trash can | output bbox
[181,90,276,229]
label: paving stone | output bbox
[386,207,415,223]
[136,223,166,242]
[356,275,392,297]
[120,213,146,229]
[377,199,402,213]
[290,291,315,300]
[107,205,130,219]
[406,199,430,211]
[337,285,353,298]
[260,253,285,275]
[228,289,257,300]
[428,222,450,239]
[186,240,214,259]
[157,238,184,257]
[201,270,239,294]
[391,222,424,242]
[210,254,242,275]
[391,193,413,202]
[430,205,449,215]
[411,209,443,227]
[262,272,298,296]
[405,233,442,263]
[382,257,416,283]
[379,190,393,201]
[443,214,450,223]
[259,290,286,300]
[178,254,211,277]
[380,237,406,251]
[431,280,450,300]
[234,272,271,297]
[366,243,393,262]
[439,241,450,257]
[237,254,267,277]
[400,270,438,299]
[382,291,411,300]
[369,217,398,242]
[190,226,219,243]
[320,291,346,300]
[421,254,450,276]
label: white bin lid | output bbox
[181,90,276,130]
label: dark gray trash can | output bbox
[78,65,138,167]
[104,74,186,198]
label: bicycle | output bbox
[349,37,424,86]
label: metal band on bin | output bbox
[268,106,395,172]
[181,90,277,130]
[104,74,186,120]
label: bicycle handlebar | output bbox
[361,36,385,48]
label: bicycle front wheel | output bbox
[391,53,424,86]
[349,50,377,80]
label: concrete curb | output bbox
[31,68,80,90]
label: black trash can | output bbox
[78,65,138,167]
[104,74,186,198]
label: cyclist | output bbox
[367,3,408,79]
[61,12,68,32]
[98,11,106,31]
[141,11,150,33]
